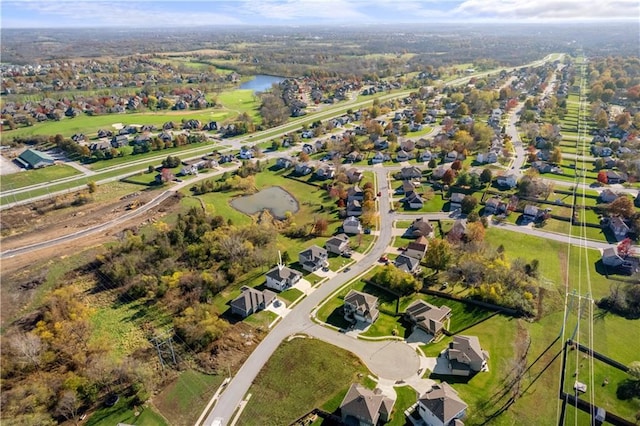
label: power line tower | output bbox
[151,329,177,369]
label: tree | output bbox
[313,217,329,236]
[480,168,493,184]
[549,147,562,164]
[461,195,478,214]
[597,170,609,184]
[442,169,455,185]
[55,391,81,425]
[87,181,97,194]
[609,196,635,219]
[628,361,640,381]
[466,221,485,243]
[423,238,452,273]
[371,264,421,295]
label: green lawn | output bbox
[237,338,371,426]
[279,287,304,305]
[1,164,81,191]
[388,386,418,426]
[85,396,168,426]
[217,89,261,121]
[154,370,224,426]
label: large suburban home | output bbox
[601,246,625,267]
[496,173,518,189]
[404,192,425,210]
[608,216,630,241]
[265,264,302,292]
[417,382,467,426]
[404,300,452,337]
[343,290,380,324]
[446,335,490,376]
[421,150,433,162]
[16,149,55,169]
[339,383,394,426]
[394,254,421,274]
[395,149,411,162]
[405,236,429,260]
[299,245,328,272]
[523,204,540,220]
[343,216,363,235]
[406,217,434,238]
[371,151,388,164]
[230,286,276,318]
[326,233,350,255]
[347,199,363,216]
[599,189,619,203]
[347,184,364,202]
[606,170,628,184]
[449,193,465,212]
[484,197,501,215]
[315,164,336,180]
[276,157,294,169]
[400,166,422,180]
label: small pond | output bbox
[230,186,299,219]
[239,74,285,92]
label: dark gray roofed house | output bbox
[417,382,468,426]
[404,300,451,337]
[265,264,302,292]
[325,233,350,255]
[230,286,276,318]
[16,149,55,169]
[340,383,394,426]
[343,290,379,324]
[406,217,434,238]
[394,254,421,274]
[299,245,328,272]
[405,236,429,260]
[446,335,490,375]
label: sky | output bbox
[2,0,639,28]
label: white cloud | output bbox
[454,0,640,21]
[242,0,369,21]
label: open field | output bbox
[0,163,81,191]
[237,338,370,426]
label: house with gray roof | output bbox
[343,290,379,324]
[404,300,451,337]
[265,264,302,292]
[299,245,328,272]
[406,217,434,238]
[417,382,467,426]
[16,149,55,169]
[230,286,276,318]
[340,383,394,426]
[326,233,350,255]
[343,216,363,235]
[446,335,490,376]
[394,254,421,274]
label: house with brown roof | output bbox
[230,286,276,318]
[599,189,619,203]
[344,290,379,324]
[406,217,434,238]
[417,382,467,426]
[340,383,394,426]
[405,236,429,260]
[446,335,490,376]
[404,300,451,337]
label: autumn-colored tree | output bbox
[549,147,562,164]
[461,195,478,214]
[299,151,310,162]
[597,170,609,184]
[313,217,329,236]
[466,221,486,243]
[608,196,635,219]
[442,169,455,185]
[423,238,453,273]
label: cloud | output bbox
[454,0,640,21]
[239,0,369,22]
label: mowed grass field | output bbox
[237,338,371,426]
[0,163,81,191]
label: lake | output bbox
[230,186,299,219]
[239,74,285,93]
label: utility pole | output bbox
[151,329,177,369]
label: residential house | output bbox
[432,164,452,180]
[347,185,364,202]
[606,171,628,184]
[111,134,129,148]
[298,245,328,272]
[476,151,498,164]
[421,150,433,162]
[523,205,540,220]
[444,151,458,163]
[417,382,468,426]
[239,147,254,159]
[346,151,364,163]
[343,216,363,235]
[449,193,465,212]
[400,166,422,180]
[404,192,425,210]
[496,173,518,189]
[347,199,363,216]
[405,236,429,260]
[591,146,613,157]
[301,143,315,155]
[447,219,467,242]
[343,290,380,324]
[599,189,619,203]
[446,335,490,375]
[394,254,421,274]
[396,149,411,162]
[339,383,394,426]
[325,233,350,255]
[531,161,552,174]
[89,141,111,152]
[400,139,416,152]
[346,168,364,183]
[276,157,293,169]
[16,149,55,169]
[484,197,501,215]
[399,180,418,195]
[265,264,302,292]
[315,164,335,180]
[601,246,625,267]
[404,300,451,337]
[608,216,629,241]
[406,217,434,238]
[294,162,313,176]
[371,151,389,164]
[230,286,276,318]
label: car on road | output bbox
[379,255,388,262]
[341,251,352,258]
[343,266,351,273]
